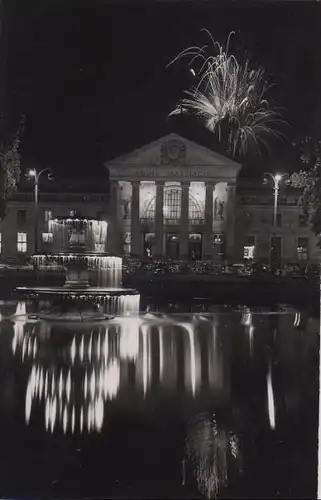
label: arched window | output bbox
[144,187,204,223]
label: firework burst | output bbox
[168,30,286,158]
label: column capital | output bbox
[181,181,190,187]
[131,180,141,186]
[205,181,215,188]
[155,180,165,186]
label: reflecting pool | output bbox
[0,301,318,498]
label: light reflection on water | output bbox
[0,300,318,498]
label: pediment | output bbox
[105,133,241,173]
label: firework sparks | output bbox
[168,30,285,158]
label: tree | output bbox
[289,137,321,242]
[168,30,286,160]
[0,115,25,219]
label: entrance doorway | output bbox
[270,236,282,265]
[166,233,179,260]
[144,233,155,259]
[213,234,225,260]
[189,233,202,260]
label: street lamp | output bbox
[27,168,53,254]
[263,172,290,228]
[263,172,290,266]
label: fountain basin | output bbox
[16,213,141,321]
[15,286,140,317]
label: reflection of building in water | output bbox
[11,313,227,433]
[6,302,317,437]
[241,308,255,356]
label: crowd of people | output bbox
[123,258,319,279]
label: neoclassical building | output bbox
[106,133,241,261]
[1,135,319,264]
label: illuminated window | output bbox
[69,210,75,217]
[45,210,52,222]
[144,188,203,223]
[17,232,27,253]
[297,237,309,260]
[42,232,53,243]
[163,189,181,221]
[244,236,255,259]
[123,232,131,256]
[0,233,2,254]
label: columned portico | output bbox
[106,133,241,262]
[204,182,214,260]
[179,182,189,259]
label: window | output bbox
[17,232,27,253]
[69,210,75,217]
[297,237,309,260]
[270,236,282,264]
[42,232,53,243]
[123,232,131,256]
[144,188,203,223]
[298,214,307,227]
[45,210,52,222]
[243,236,255,260]
[17,210,27,225]
[0,233,2,254]
[163,189,181,221]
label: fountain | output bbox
[15,211,140,321]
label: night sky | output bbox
[5,0,321,178]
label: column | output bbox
[108,181,121,254]
[130,181,141,257]
[179,182,190,260]
[155,181,164,259]
[225,183,236,262]
[203,182,214,260]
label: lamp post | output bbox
[263,172,289,267]
[27,168,53,254]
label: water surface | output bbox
[0,301,318,498]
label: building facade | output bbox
[235,181,320,263]
[0,179,109,259]
[106,133,321,263]
[0,134,319,264]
